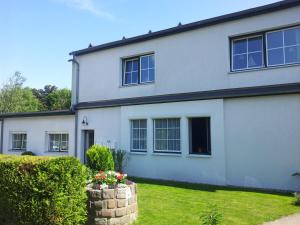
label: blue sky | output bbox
[0,0,278,89]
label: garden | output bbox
[0,146,300,225]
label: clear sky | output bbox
[0,0,278,89]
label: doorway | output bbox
[83,130,94,163]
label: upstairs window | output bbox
[232,36,263,71]
[123,54,155,85]
[267,27,300,66]
[11,133,27,151]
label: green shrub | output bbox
[111,149,127,172]
[86,145,114,172]
[200,203,222,225]
[294,192,300,205]
[21,151,35,156]
[0,155,88,225]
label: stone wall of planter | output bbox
[86,183,138,225]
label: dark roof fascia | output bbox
[75,83,300,110]
[0,110,75,119]
[70,1,300,56]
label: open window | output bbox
[189,117,211,155]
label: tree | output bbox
[0,72,40,113]
[32,85,58,110]
[45,88,71,110]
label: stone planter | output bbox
[86,182,138,225]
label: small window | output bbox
[11,133,27,151]
[154,118,180,153]
[189,118,211,155]
[130,119,147,152]
[267,27,300,66]
[48,133,69,152]
[232,36,263,71]
[123,54,155,85]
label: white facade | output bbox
[1,2,300,191]
[2,115,75,157]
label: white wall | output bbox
[2,115,75,157]
[76,6,300,103]
[224,94,300,191]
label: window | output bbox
[11,133,27,151]
[189,118,211,155]
[123,54,155,85]
[130,119,147,152]
[48,133,69,152]
[267,27,300,66]
[232,36,263,71]
[231,25,300,71]
[154,118,180,153]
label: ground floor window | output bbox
[48,133,69,152]
[130,119,147,152]
[11,133,27,151]
[189,117,211,155]
[154,118,180,153]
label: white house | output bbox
[1,0,300,191]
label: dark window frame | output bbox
[230,24,300,72]
[188,117,211,156]
[122,53,155,86]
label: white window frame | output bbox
[153,118,181,154]
[130,119,147,152]
[122,53,155,86]
[266,26,300,67]
[47,132,69,152]
[231,35,264,71]
[10,132,27,151]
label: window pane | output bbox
[248,37,262,52]
[267,31,283,49]
[132,60,139,71]
[125,61,132,72]
[248,52,262,68]
[132,120,139,128]
[124,72,131,84]
[168,140,175,151]
[141,70,148,83]
[133,140,139,149]
[132,72,138,83]
[149,69,155,82]
[140,120,147,128]
[156,140,167,150]
[233,54,247,70]
[233,39,247,54]
[155,129,167,139]
[141,56,148,69]
[284,27,300,46]
[285,46,300,64]
[268,48,284,65]
[149,55,155,68]
[174,140,180,151]
[132,129,139,139]
[140,129,147,139]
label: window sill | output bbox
[8,149,26,152]
[152,152,182,157]
[119,82,155,88]
[45,151,69,154]
[186,154,212,158]
[228,62,300,75]
[130,151,147,155]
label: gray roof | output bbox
[0,110,74,119]
[70,0,300,56]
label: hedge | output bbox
[0,154,88,225]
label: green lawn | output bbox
[131,178,300,225]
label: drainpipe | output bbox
[0,119,4,154]
[68,57,80,158]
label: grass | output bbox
[131,177,300,225]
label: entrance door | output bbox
[83,130,94,163]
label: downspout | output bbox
[68,57,80,158]
[0,119,4,154]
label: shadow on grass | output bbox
[130,176,294,197]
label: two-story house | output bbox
[1,0,300,191]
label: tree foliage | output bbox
[0,72,71,113]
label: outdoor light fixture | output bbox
[82,116,88,126]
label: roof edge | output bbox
[70,0,300,56]
[75,82,300,110]
[0,110,75,119]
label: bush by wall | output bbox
[21,151,36,156]
[86,145,114,172]
[0,154,88,225]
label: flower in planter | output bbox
[93,170,128,188]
